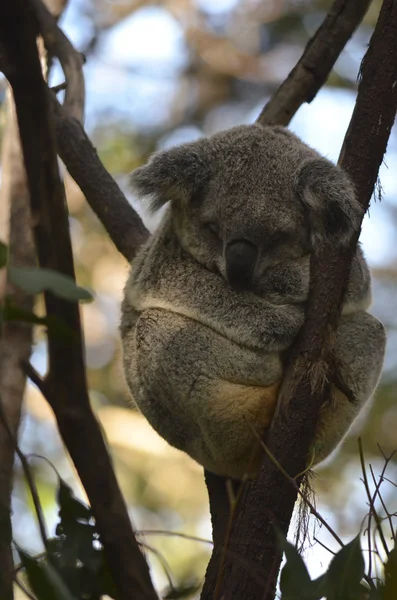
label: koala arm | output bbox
[255,243,371,312]
[125,230,305,353]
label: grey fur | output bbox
[121,124,386,478]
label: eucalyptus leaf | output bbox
[321,535,365,600]
[4,301,77,341]
[277,530,317,599]
[17,548,78,600]
[57,478,93,524]
[9,266,93,302]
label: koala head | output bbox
[130,124,362,291]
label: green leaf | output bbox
[277,530,315,599]
[57,479,93,524]
[0,242,8,268]
[8,266,93,302]
[322,535,365,600]
[4,300,77,341]
[17,548,78,600]
[384,546,397,600]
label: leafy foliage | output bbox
[16,477,118,600]
[8,266,93,302]
[15,469,201,599]
[278,528,397,600]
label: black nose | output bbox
[225,240,258,289]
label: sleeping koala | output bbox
[121,124,386,479]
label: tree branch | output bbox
[0,1,157,597]
[257,0,372,126]
[0,88,35,600]
[0,2,67,596]
[203,0,376,595]
[214,1,397,597]
[30,0,85,122]
[52,98,149,261]
[31,0,149,262]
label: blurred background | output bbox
[1,0,396,596]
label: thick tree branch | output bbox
[0,3,67,596]
[257,0,372,126]
[0,90,35,600]
[213,1,397,598]
[0,2,157,598]
[202,0,376,595]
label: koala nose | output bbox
[225,240,258,289]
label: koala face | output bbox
[131,124,362,291]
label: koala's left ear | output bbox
[296,159,363,249]
[130,142,210,213]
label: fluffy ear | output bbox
[296,159,363,250]
[130,142,210,212]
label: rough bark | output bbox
[0,1,157,597]
[0,2,67,596]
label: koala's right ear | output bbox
[130,142,210,212]
[296,158,363,250]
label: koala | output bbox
[121,124,386,479]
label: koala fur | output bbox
[121,123,386,479]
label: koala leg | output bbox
[312,311,386,466]
[122,308,283,479]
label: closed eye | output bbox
[203,221,220,238]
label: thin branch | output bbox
[313,536,336,556]
[0,403,49,551]
[30,0,148,261]
[359,439,389,571]
[30,0,85,121]
[257,0,372,126]
[369,464,396,543]
[21,361,49,398]
[0,1,157,598]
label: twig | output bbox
[21,361,49,397]
[313,536,336,556]
[31,0,85,121]
[32,0,148,262]
[0,1,157,598]
[247,418,345,548]
[257,0,372,126]
[369,464,396,543]
[359,440,390,560]
[364,448,395,577]
[0,402,49,551]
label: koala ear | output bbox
[130,143,209,213]
[296,159,363,250]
